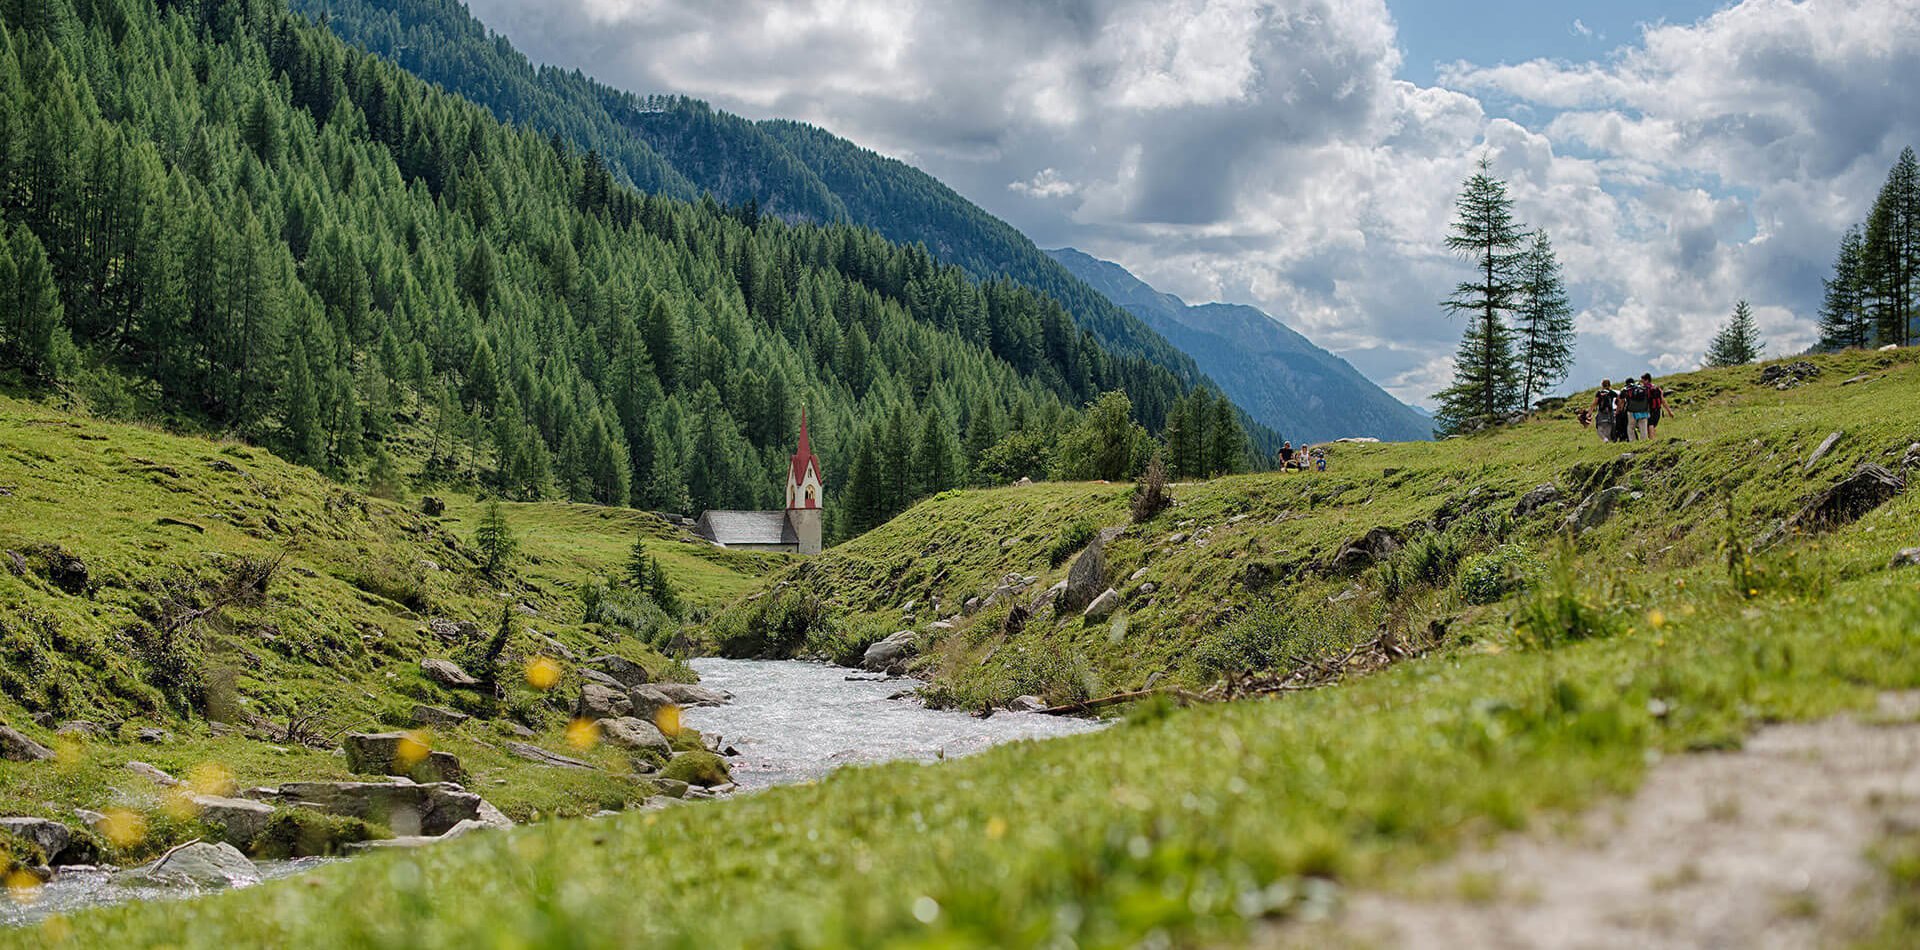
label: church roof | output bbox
[790,410,819,485]
[694,510,798,547]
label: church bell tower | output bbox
[785,411,824,555]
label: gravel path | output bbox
[1284,695,1920,949]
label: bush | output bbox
[1196,602,1366,677]
[351,554,432,612]
[1457,545,1535,605]
[660,751,732,787]
[1511,556,1623,650]
[1046,519,1099,567]
[1131,455,1172,523]
[709,588,837,658]
[580,579,673,646]
[809,615,893,667]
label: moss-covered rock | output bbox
[659,751,731,788]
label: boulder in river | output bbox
[0,724,53,762]
[860,631,918,674]
[187,794,277,846]
[117,841,261,889]
[628,683,730,713]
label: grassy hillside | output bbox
[714,349,1920,711]
[0,393,778,850]
[14,349,1920,947]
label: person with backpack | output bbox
[1641,372,1674,438]
[1592,380,1618,443]
[1620,375,1652,441]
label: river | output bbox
[4,659,1100,926]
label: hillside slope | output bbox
[1049,248,1431,444]
[0,392,777,845]
[26,349,1920,947]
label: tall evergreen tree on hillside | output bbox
[1512,230,1575,408]
[1819,225,1873,350]
[1860,147,1920,347]
[1436,157,1525,435]
[0,223,70,377]
[1705,300,1764,367]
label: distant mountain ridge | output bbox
[1046,249,1431,444]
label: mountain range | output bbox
[1047,250,1432,444]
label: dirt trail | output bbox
[1291,696,1920,949]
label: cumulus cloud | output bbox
[467,0,1920,405]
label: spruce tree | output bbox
[1862,147,1920,347]
[625,533,652,590]
[282,339,324,465]
[647,556,683,618]
[1819,225,1873,350]
[1436,157,1525,435]
[1513,230,1576,408]
[913,406,960,497]
[473,501,518,579]
[0,223,69,378]
[1704,300,1764,367]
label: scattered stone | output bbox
[653,778,690,799]
[23,544,90,595]
[1000,537,1016,549]
[575,683,633,721]
[188,795,277,846]
[1842,373,1873,385]
[1033,580,1067,610]
[929,619,955,631]
[0,725,54,762]
[473,799,514,829]
[503,742,596,771]
[1129,567,1149,583]
[963,596,982,614]
[861,630,920,674]
[1786,463,1907,534]
[588,655,651,688]
[2,550,24,577]
[117,842,260,889]
[1904,443,1920,470]
[1759,360,1821,389]
[124,761,180,786]
[1806,431,1844,471]
[1139,582,1158,596]
[420,658,481,689]
[504,722,536,739]
[344,732,464,782]
[1564,486,1630,535]
[1893,548,1920,568]
[1083,588,1122,621]
[1330,527,1402,573]
[411,704,470,728]
[1013,476,1033,487]
[1007,695,1046,712]
[0,818,72,864]
[252,781,484,836]
[53,720,106,740]
[1061,537,1110,612]
[598,717,671,754]
[425,618,482,643]
[73,808,107,830]
[420,496,446,517]
[580,669,624,691]
[1166,532,1188,545]
[136,727,171,744]
[1512,484,1564,518]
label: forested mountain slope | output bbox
[0,0,1227,541]
[287,0,1231,405]
[1049,248,1432,444]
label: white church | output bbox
[692,413,824,555]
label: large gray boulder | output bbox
[118,841,261,889]
[343,732,463,782]
[1082,588,1122,621]
[189,795,277,846]
[0,817,71,863]
[411,704,470,728]
[251,781,481,837]
[0,724,53,762]
[588,655,651,688]
[420,658,480,688]
[598,717,671,754]
[575,683,633,721]
[1060,538,1109,613]
[861,631,919,674]
[628,683,731,715]
[1564,487,1629,536]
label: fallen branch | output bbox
[1036,687,1205,716]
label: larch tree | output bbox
[1705,300,1765,367]
[1512,230,1576,408]
[1818,225,1873,350]
[1436,156,1525,435]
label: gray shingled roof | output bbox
[695,510,797,546]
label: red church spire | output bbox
[788,409,820,509]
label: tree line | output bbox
[0,0,1252,544]
[1818,146,1919,352]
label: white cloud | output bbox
[467,0,1920,405]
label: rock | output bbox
[1842,373,1873,385]
[1013,476,1033,486]
[1806,431,1844,471]
[0,818,71,864]
[1007,695,1046,712]
[425,618,482,643]
[661,750,732,787]
[1902,443,1920,470]
[580,669,625,691]
[53,720,106,740]
[136,727,171,744]
[343,732,463,782]
[24,544,90,595]
[1000,537,1016,549]
[1139,582,1157,596]
[188,795,277,846]
[420,496,446,516]
[411,704,470,728]
[653,778,690,799]
[420,658,481,688]
[537,634,575,661]
[575,683,633,721]
[1061,538,1109,612]
[646,683,732,707]
[349,818,494,850]
[1512,483,1564,518]
[0,724,54,762]
[598,717,671,753]
[1787,464,1907,534]
[1033,580,1067,609]
[73,808,107,831]
[118,842,260,889]
[861,630,919,674]
[1759,361,1821,389]
[254,781,482,837]
[1892,548,1920,568]
[2,550,24,577]
[503,742,596,771]
[1330,527,1402,573]
[125,760,181,786]
[1166,532,1188,545]
[505,722,536,739]
[963,596,982,614]
[1564,486,1630,535]
[1082,588,1121,621]
[472,799,514,829]
[1128,567,1149,583]
[588,655,651,688]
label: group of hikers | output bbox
[1275,441,1327,472]
[1583,372,1675,442]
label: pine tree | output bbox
[1436,156,1526,435]
[0,223,69,378]
[1819,225,1873,350]
[473,501,518,578]
[913,406,960,497]
[1704,300,1764,367]
[1205,392,1246,475]
[647,556,683,618]
[282,336,324,465]
[1512,230,1576,408]
[625,533,651,590]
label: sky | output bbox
[461,0,1920,407]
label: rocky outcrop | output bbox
[420,658,481,688]
[0,817,74,864]
[599,717,671,754]
[1564,487,1629,536]
[628,683,730,714]
[860,631,919,674]
[250,780,482,837]
[343,732,463,782]
[1330,527,1402,573]
[588,655,651,688]
[575,683,633,721]
[1082,588,1121,621]
[1061,538,1110,613]
[1760,361,1821,389]
[188,794,277,846]
[23,544,90,595]
[118,842,260,889]
[1512,484,1564,518]
[503,742,595,770]
[1786,463,1906,534]
[0,724,53,762]
[411,704,470,728]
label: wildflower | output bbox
[525,656,562,690]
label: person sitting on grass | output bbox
[1278,441,1295,471]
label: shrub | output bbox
[808,615,893,667]
[1511,556,1623,650]
[1196,602,1367,677]
[1457,545,1535,605]
[660,751,732,787]
[1046,519,1099,567]
[1131,454,1172,523]
[580,578,672,645]
[351,554,432,612]
[710,588,836,658]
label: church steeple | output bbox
[786,410,821,511]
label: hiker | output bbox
[1592,380,1618,443]
[1611,384,1632,442]
[1642,373,1674,438]
[1278,441,1295,471]
[1620,374,1652,441]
